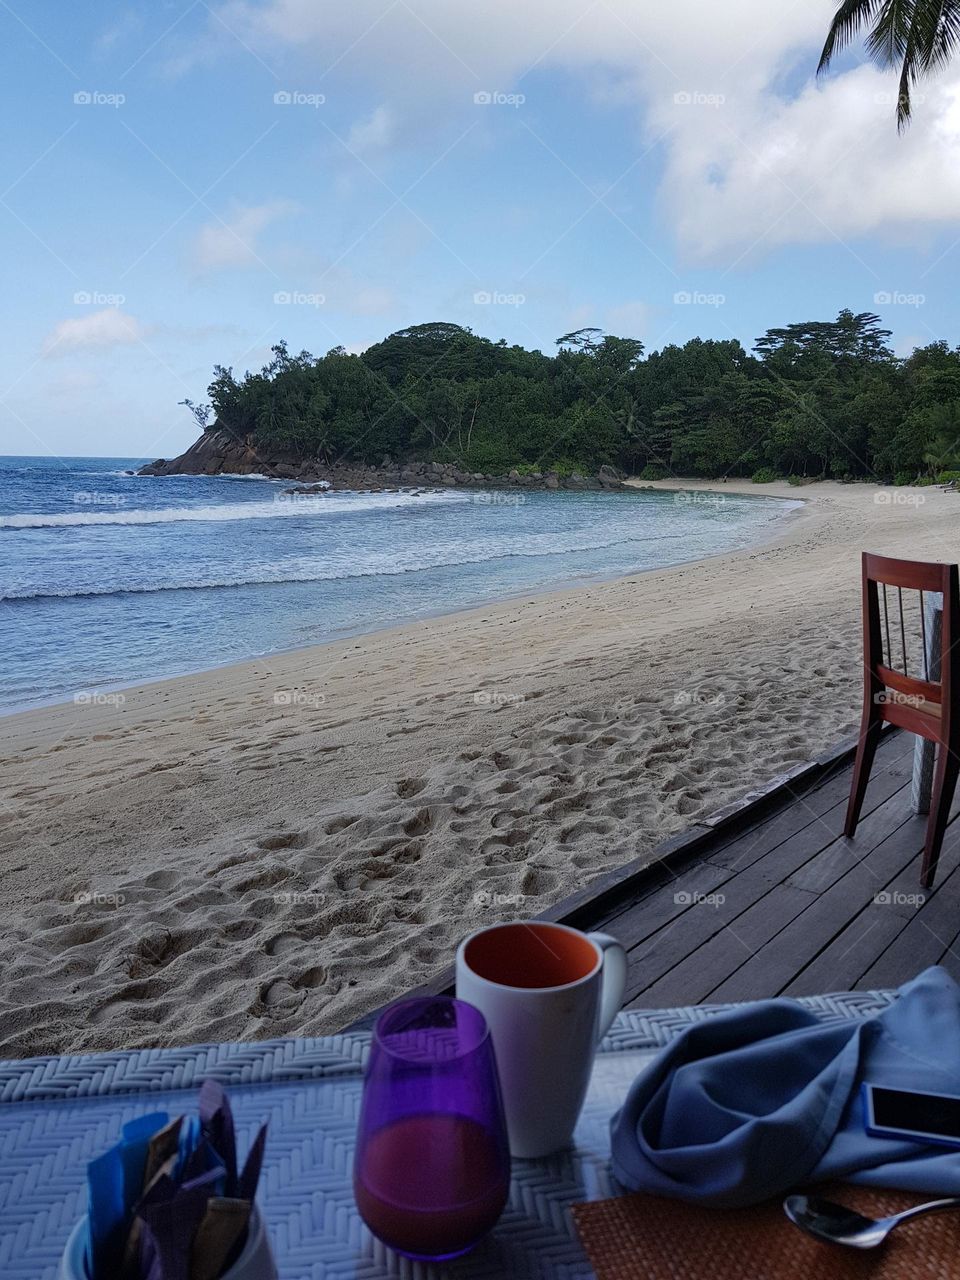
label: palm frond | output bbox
[866,0,918,66]
[914,0,960,71]
[819,0,886,72]
[897,56,918,127]
[893,1,960,126]
[888,2,925,126]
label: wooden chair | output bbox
[845,552,960,888]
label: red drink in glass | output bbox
[354,998,510,1261]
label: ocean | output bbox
[0,456,801,711]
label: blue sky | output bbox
[4,1,960,458]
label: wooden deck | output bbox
[555,726,960,1004]
[347,727,960,1030]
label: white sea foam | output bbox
[0,489,463,530]
[1,527,694,600]
[144,470,276,481]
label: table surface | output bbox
[0,990,895,1280]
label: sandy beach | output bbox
[1,478,957,1058]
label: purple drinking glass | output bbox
[353,996,511,1261]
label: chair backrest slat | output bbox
[898,586,908,676]
[882,583,891,669]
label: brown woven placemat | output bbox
[572,1184,960,1279]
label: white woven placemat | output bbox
[0,992,896,1279]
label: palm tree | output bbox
[818,1,960,129]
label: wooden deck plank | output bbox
[631,782,920,1006]
[781,815,960,997]
[855,837,960,990]
[617,771,917,1003]
[580,863,732,955]
[695,730,912,867]
[627,883,820,1006]
[938,935,960,984]
[706,783,960,1003]
[705,806,960,1003]
[706,849,920,1004]
[779,910,910,998]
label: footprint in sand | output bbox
[221,917,259,941]
[491,810,525,829]
[294,966,326,989]
[232,865,290,893]
[53,919,110,948]
[125,928,194,977]
[325,814,359,834]
[257,831,308,851]
[402,808,433,836]
[392,842,422,865]
[256,978,304,1013]
[265,932,302,956]
[141,869,181,890]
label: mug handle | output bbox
[588,932,627,1040]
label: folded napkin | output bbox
[611,966,960,1207]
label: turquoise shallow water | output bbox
[0,457,801,711]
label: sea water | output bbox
[0,456,801,711]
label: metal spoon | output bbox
[783,1193,960,1248]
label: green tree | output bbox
[183,312,960,484]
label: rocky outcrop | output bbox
[138,428,630,493]
[139,428,271,477]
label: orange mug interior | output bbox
[464,923,598,989]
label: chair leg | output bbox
[845,715,882,838]
[921,745,960,889]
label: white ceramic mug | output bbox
[455,920,627,1158]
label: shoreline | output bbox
[1,478,953,1058]
[0,483,804,720]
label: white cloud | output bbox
[42,308,146,357]
[212,2,821,106]
[346,104,395,153]
[207,0,960,261]
[191,199,298,274]
[650,64,960,261]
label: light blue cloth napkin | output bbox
[611,967,960,1207]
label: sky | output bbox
[5,1,960,458]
